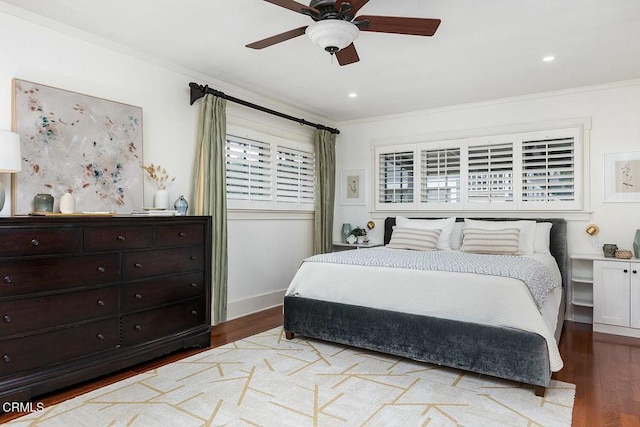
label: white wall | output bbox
[0,10,325,321]
[334,80,640,322]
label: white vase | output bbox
[154,189,170,209]
[59,192,76,214]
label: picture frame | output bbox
[340,169,366,205]
[12,79,144,215]
[604,151,640,202]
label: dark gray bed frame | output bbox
[284,217,567,396]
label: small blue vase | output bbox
[174,195,188,216]
[634,229,640,259]
[341,223,352,243]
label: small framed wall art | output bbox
[340,169,366,205]
[604,151,640,202]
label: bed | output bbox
[283,217,567,396]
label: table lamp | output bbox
[0,130,22,212]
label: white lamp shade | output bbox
[306,20,359,52]
[0,130,22,173]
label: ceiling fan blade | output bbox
[336,43,360,66]
[264,0,319,15]
[335,0,369,15]
[246,26,308,49]
[357,15,441,36]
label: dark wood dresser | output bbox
[0,216,212,406]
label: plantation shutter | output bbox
[276,146,315,203]
[225,135,272,201]
[467,143,514,202]
[420,148,461,203]
[521,136,575,202]
[378,151,414,204]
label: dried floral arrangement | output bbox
[142,163,175,190]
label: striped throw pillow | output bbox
[460,228,520,255]
[387,227,441,251]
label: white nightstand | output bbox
[332,242,383,252]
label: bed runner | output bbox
[306,248,559,309]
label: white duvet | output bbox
[285,249,563,371]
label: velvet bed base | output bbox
[283,217,567,396]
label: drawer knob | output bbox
[190,256,197,261]
[97,300,105,306]
[96,333,104,340]
[2,354,10,363]
[178,232,186,237]
[191,310,198,316]
[624,269,628,273]
[135,293,143,299]
[134,324,142,331]
[3,315,11,323]
[117,235,126,241]
[3,276,11,284]
[31,239,39,246]
[97,266,106,273]
[633,270,637,274]
[134,263,143,269]
[189,283,197,288]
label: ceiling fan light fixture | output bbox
[305,20,359,54]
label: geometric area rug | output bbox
[8,328,575,426]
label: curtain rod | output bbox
[188,82,340,135]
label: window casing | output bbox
[375,127,582,211]
[226,133,315,210]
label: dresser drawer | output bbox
[121,298,206,346]
[84,226,153,252]
[0,319,118,377]
[122,246,204,280]
[122,272,204,313]
[0,228,82,257]
[0,286,119,337]
[0,254,120,297]
[155,223,204,247]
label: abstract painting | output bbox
[12,79,143,214]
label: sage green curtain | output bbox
[191,94,228,325]
[313,129,337,254]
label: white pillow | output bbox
[533,222,553,254]
[396,216,456,250]
[460,228,521,255]
[450,222,464,250]
[463,219,536,255]
[387,227,441,251]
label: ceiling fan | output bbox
[246,0,441,66]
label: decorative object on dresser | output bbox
[12,79,143,215]
[174,195,188,216]
[603,243,618,258]
[0,130,22,213]
[615,249,633,259]
[143,163,175,210]
[59,192,76,214]
[32,193,53,213]
[0,215,212,406]
[341,223,352,243]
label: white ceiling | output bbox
[2,0,640,122]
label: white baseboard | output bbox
[226,289,286,321]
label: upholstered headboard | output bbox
[383,217,568,290]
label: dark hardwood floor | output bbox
[1,307,638,425]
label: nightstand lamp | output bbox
[0,130,22,212]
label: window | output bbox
[378,150,414,204]
[225,133,314,210]
[375,126,582,211]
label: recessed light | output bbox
[348,93,358,98]
[542,56,555,62]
